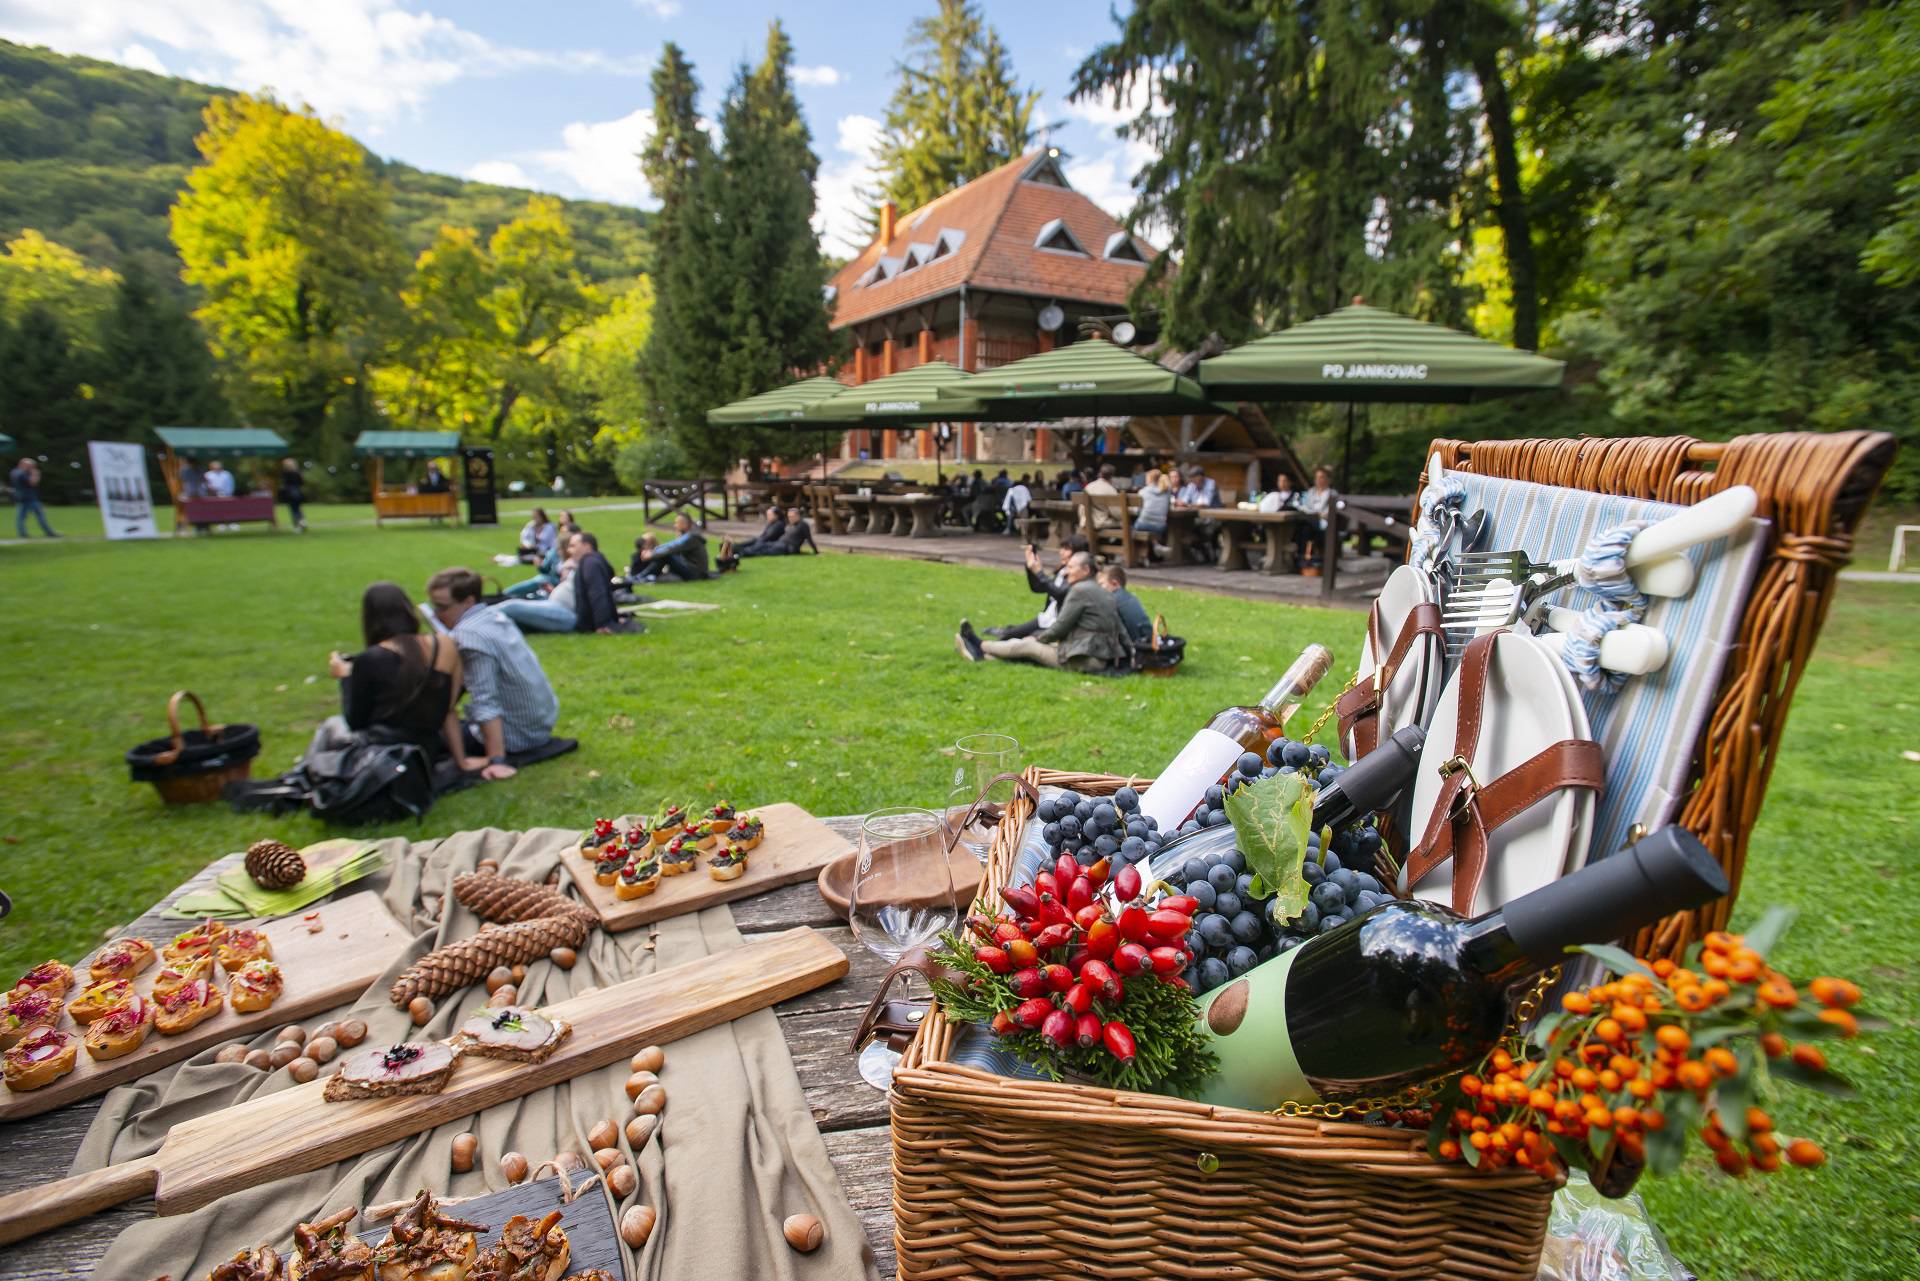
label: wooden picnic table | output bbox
[1199,507,1341,596]
[0,818,904,1281]
[873,494,944,539]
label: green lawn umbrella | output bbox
[352,430,463,458]
[929,340,1222,420]
[805,361,978,479]
[1196,302,1566,485]
[705,375,848,426]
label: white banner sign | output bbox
[88,440,158,540]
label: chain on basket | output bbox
[1301,669,1361,742]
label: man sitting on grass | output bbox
[635,513,711,582]
[956,552,1133,673]
[427,567,561,781]
[1099,563,1154,645]
[743,507,819,557]
[981,536,1087,642]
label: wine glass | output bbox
[848,806,959,1090]
[945,732,1021,865]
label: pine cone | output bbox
[244,839,306,891]
[452,872,597,927]
[388,916,589,1006]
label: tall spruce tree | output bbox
[637,43,732,471]
[0,304,89,499]
[708,22,836,467]
[866,0,1039,226]
[92,260,230,438]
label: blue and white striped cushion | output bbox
[1450,472,1769,865]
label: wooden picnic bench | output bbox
[641,478,728,529]
[1201,507,1342,597]
[0,820,904,1280]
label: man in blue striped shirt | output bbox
[428,567,560,780]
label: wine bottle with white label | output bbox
[1136,644,1333,834]
[1192,826,1729,1110]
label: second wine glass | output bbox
[847,805,959,1090]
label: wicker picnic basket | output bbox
[125,689,261,806]
[889,429,1894,1280]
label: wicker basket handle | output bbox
[944,771,1040,858]
[152,690,225,768]
[1151,613,1168,650]
[850,947,959,1055]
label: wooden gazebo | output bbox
[353,431,462,526]
[154,427,288,533]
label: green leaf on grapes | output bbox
[1740,905,1797,959]
[1568,943,1660,981]
[1223,770,1313,922]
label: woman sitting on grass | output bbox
[327,582,471,764]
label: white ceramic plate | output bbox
[1400,630,1597,916]
[1350,565,1444,762]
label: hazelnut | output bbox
[244,1049,273,1071]
[214,1044,249,1065]
[485,966,514,994]
[619,1204,656,1248]
[487,985,519,1009]
[625,1115,658,1148]
[783,1213,823,1253]
[550,946,577,970]
[631,1084,666,1117]
[310,1021,339,1044]
[608,1164,637,1199]
[476,858,500,874]
[336,1019,369,1047]
[501,1151,529,1184]
[408,996,434,1026]
[629,1045,665,1074]
[510,964,527,984]
[554,1150,588,1178]
[451,1132,478,1173]
[269,1043,302,1069]
[624,1071,658,1100]
[275,1025,307,1046]
[593,1147,623,1172]
[286,1057,319,1084]
[306,1035,339,1064]
[587,1119,619,1151]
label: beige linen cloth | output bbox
[73,826,878,1281]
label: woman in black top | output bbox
[328,582,475,766]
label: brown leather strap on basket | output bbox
[1401,632,1606,915]
[1338,600,1444,760]
[851,947,959,1054]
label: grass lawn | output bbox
[1,501,1916,1279]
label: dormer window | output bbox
[932,228,965,260]
[1022,151,1070,188]
[902,242,935,271]
[864,255,904,286]
[1034,218,1088,256]
[1103,231,1147,263]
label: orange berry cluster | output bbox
[1432,929,1863,1183]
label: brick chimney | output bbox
[878,200,897,245]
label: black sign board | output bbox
[462,447,498,525]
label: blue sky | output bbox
[0,0,1153,253]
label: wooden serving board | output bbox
[571,803,854,931]
[355,1176,623,1279]
[0,925,847,1244]
[0,891,411,1121]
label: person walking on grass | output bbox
[9,458,57,538]
[278,458,307,532]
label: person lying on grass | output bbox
[956,552,1133,673]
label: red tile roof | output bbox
[826,151,1156,330]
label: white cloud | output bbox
[1059,76,1166,131]
[466,160,535,190]
[0,0,650,128]
[792,64,841,87]
[118,42,167,75]
[813,113,884,254]
[533,108,655,205]
[631,0,681,16]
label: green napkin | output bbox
[164,840,385,920]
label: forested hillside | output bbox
[0,40,648,286]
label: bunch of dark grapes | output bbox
[1033,785,1164,867]
[1173,735,1394,995]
